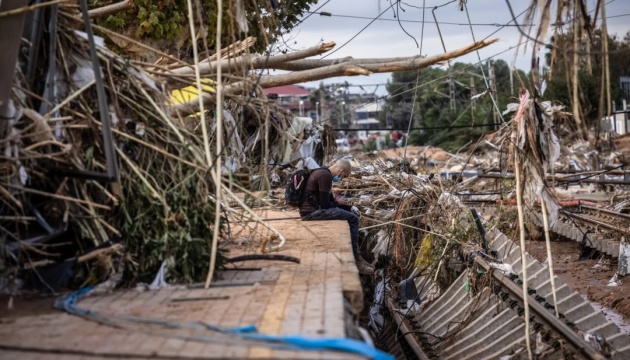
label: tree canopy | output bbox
[90,0,317,60]
[383,28,630,151]
[542,29,630,122]
[382,60,526,152]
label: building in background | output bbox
[602,100,629,135]
[263,83,386,140]
[353,102,385,141]
[620,76,630,99]
[263,85,316,119]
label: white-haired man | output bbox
[299,159,375,275]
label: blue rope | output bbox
[55,287,394,360]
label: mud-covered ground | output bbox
[525,238,630,333]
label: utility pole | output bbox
[488,62,499,129]
[510,67,515,96]
[470,77,476,111]
[319,83,328,126]
[449,75,456,114]
[470,77,476,122]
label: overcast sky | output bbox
[277,0,630,96]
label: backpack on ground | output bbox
[284,168,311,206]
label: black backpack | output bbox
[284,168,325,206]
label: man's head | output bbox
[329,159,352,182]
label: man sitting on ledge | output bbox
[299,159,375,275]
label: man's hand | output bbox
[350,206,361,218]
[334,192,347,205]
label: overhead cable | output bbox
[321,2,396,59]
[319,40,530,125]
[463,1,509,124]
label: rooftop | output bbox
[263,85,311,97]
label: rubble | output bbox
[1,2,629,359]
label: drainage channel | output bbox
[377,227,630,359]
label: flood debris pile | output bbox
[0,9,333,292]
[335,158,489,292]
[1,14,222,289]
[0,0,506,295]
[339,89,630,357]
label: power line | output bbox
[402,0,428,159]
[294,0,332,26]
[463,1,513,125]
[394,0,419,47]
[333,122,501,132]
[310,11,533,27]
[319,39,529,125]
[321,2,396,59]
[607,13,630,19]
[318,4,534,124]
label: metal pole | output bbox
[0,0,29,139]
[78,0,120,186]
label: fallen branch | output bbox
[0,0,66,19]
[269,55,432,72]
[77,243,123,263]
[172,39,498,116]
[166,41,337,76]
[233,64,372,94]
[150,37,257,72]
[86,1,134,19]
[4,183,111,210]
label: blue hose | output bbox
[55,287,394,360]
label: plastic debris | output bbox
[489,262,515,276]
[368,280,389,334]
[619,237,630,277]
[149,257,173,290]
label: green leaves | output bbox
[113,158,225,284]
[385,62,514,152]
[91,0,317,55]
[105,15,126,29]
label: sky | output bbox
[276,0,630,96]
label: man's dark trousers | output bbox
[301,208,360,256]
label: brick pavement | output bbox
[0,211,367,359]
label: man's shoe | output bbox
[356,256,375,275]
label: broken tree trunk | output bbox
[171,38,498,116]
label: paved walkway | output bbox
[0,211,367,359]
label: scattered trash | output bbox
[149,257,174,290]
[399,277,420,310]
[489,262,515,276]
[619,237,630,277]
[582,332,610,354]
[607,274,621,287]
[368,280,390,334]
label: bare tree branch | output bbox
[228,64,372,92]
[86,0,134,19]
[166,41,336,76]
[269,55,430,72]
